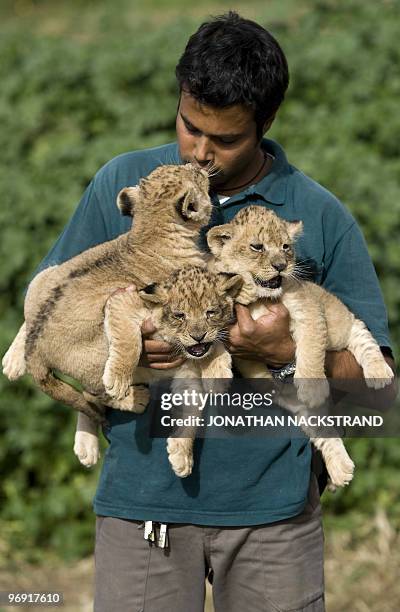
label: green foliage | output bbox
[0,18,187,562]
[269,0,400,346]
[1,0,399,560]
[322,437,400,526]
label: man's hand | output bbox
[139,318,185,370]
[228,303,295,368]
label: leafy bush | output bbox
[0,20,187,561]
[1,0,399,559]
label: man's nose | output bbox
[194,136,213,165]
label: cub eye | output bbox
[282,244,290,251]
[206,309,217,318]
[173,312,185,320]
[250,243,264,252]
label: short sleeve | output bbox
[34,180,110,274]
[322,222,392,348]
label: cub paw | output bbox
[2,344,26,381]
[294,377,330,408]
[167,438,193,478]
[102,360,132,400]
[235,280,259,306]
[363,360,394,389]
[324,446,355,488]
[108,385,150,413]
[74,431,100,467]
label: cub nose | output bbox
[190,332,206,343]
[272,261,287,272]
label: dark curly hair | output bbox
[175,12,289,138]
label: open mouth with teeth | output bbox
[185,343,212,358]
[254,275,282,289]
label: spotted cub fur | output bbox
[208,205,394,488]
[2,163,242,477]
[77,266,242,476]
[2,163,212,421]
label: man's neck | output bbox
[214,149,273,197]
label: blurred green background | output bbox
[0,0,399,609]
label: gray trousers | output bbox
[94,475,324,612]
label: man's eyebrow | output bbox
[180,112,241,139]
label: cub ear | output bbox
[139,283,166,304]
[286,220,303,239]
[117,186,140,217]
[217,272,244,299]
[207,224,233,256]
[176,191,199,220]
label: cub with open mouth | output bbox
[139,266,242,365]
[207,205,393,490]
[207,205,298,302]
[137,266,243,477]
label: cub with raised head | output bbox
[208,205,394,488]
[2,163,212,424]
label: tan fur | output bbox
[76,266,241,475]
[208,205,394,488]
[2,164,244,476]
[2,163,212,425]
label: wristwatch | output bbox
[268,360,296,381]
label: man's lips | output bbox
[185,343,211,357]
[254,275,282,289]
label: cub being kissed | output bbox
[208,205,394,488]
[2,163,212,424]
[2,163,243,477]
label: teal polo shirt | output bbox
[38,139,391,526]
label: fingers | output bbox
[143,339,174,354]
[234,304,255,337]
[138,350,184,369]
[144,349,181,363]
[141,317,157,336]
[147,358,185,370]
[141,319,172,352]
[259,301,289,321]
[139,328,185,369]
[140,317,185,368]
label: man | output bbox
[35,12,394,612]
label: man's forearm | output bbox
[325,349,395,378]
[325,349,397,409]
[325,349,364,379]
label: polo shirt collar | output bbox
[217,139,289,207]
[174,139,289,208]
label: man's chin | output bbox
[209,177,227,189]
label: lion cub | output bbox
[122,266,241,476]
[208,205,394,488]
[2,163,212,424]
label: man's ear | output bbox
[217,273,244,299]
[286,220,303,239]
[117,186,140,217]
[139,283,166,304]
[207,224,233,257]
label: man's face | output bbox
[176,90,263,190]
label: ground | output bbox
[1,514,399,612]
